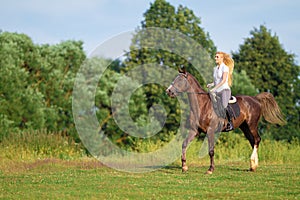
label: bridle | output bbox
[170,73,208,95]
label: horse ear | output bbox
[178,65,187,74]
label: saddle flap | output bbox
[228,100,240,119]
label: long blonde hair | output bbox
[217,51,234,86]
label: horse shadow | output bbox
[228,167,251,172]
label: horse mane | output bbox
[186,72,206,92]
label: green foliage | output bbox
[1,1,299,152]
[0,114,18,141]
[0,31,86,141]
[126,0,216,81]
[37,41,86,137]
[117,0,217,147]
[94,59,124,143]
[89,57,180,148]
[231,70,257,96]
[0,32,46,134]
[232,25,300,140]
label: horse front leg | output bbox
[181,130,197,172]
[206,127,215,174]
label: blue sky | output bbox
[1,0,300,63]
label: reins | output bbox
[186,91,208,95]
[171,73,208,95]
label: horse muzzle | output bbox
[166,86,177,98]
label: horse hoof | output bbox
[205,170,213,175]
[182,166,188,172]
[250,161,258,172]
[250,167,256,172]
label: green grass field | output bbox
[0,132,299,199]
[0,159,299,199]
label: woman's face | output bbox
[215,53,223,65]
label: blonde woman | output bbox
[207,51,234,131]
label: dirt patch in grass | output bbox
[0,157,104,174]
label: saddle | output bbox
[209,93,240,119]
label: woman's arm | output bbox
[211,71,228,92]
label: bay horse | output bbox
[166,69,286,174]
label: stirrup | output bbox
[225,122,234,131]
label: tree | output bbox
[37,41,86,138]
[0,31,86,141]
[125,0,217,87]
[232,25,300,140]
[0,32,46,139]
[130,0,216,82]
[117,0,217,146]
[231,70,257,96]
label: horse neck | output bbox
[186,74,206,94]
[186,75,209,108]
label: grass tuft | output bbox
[0,129,85,162]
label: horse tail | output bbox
[256,92,286,125]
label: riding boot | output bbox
[225,108,234,131]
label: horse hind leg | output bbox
[250,129,261,171]
[250,144,259,171]
[240,122,261,171]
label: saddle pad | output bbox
[229,96,237,104]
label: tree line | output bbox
[0,0,299,146]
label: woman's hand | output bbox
[210,87,216,93]
[207,83,214,88]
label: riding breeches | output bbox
[216,89,231,108]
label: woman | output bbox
[207,51,234,131]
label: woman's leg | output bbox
[221,89,233,131]
[221,89,231,109]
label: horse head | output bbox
[166,70,190,98]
